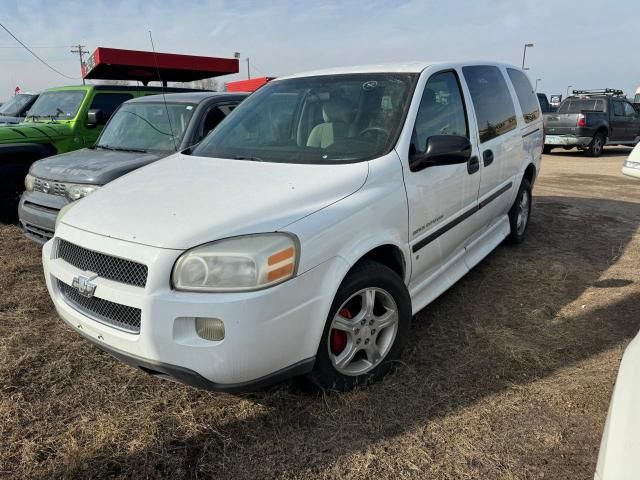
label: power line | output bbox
[0,45,73,49]
[0,21,80,79]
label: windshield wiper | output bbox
[94,145,147,153]
[111,147,148,153]
[233,155,264,162]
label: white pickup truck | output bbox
[43,61,543,392]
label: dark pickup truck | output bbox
[544,89,640,157]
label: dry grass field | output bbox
[0,148,639,479]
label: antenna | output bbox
[148,30,178,151]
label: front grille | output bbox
[24,200,60,214]
[58,280,141,333]
[21,221,54,242]
[34,178,66,196]
[55,239,148,288]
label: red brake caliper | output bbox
[330,308,351,355]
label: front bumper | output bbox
[43,225,347,389]
[545,135,593,147]
[19,190,69,244]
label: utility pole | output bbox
[71,44,88,85]
[246,57,251,80]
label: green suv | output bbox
[0,84,201,221]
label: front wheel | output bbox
[308,260,411,391]
[0,163,29,224]
[507,178,532,244]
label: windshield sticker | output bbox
[363,81,378,90]
[186,106,193,110]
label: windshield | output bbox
[557,98,606,114]
[0,94,36,116]
[191,73,417,164]
[96,102,196,152]
[26,90,86,119]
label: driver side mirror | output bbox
[409,135,472,172]
[87,109,106,128]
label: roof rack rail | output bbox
[572,88,625,97]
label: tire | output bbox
[507,178,532,244]
[585,132,605,157]
[308,260,411,391]
[0,163,29,224]
[543,145,553,154]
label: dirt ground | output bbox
[0,148,639,479]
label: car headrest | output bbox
[322,99,354,124]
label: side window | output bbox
[624,102,637,117]
[507,68,541,123]
[613,102,625,116]
[89,93,133,119]
[198,104,235,141]
[411,71,468,155]
[462,66,517,143]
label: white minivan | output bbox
[43,61,543,391]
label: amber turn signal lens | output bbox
[267,263,294,282]
[268,247,294,266]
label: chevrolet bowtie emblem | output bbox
[72,273,98,298]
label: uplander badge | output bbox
[72,273,98,298]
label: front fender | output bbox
[0,142,57,163]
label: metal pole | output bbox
[522,43,534,70]
[246,57,251,80]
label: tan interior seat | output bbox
[307,99,354,148]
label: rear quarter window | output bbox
[507,68,541,124]
[462,65,517,143]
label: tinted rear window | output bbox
[557,98,606,114]
[462,65,517,143]
[507,68,541,123]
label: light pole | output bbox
[566,85,573,97]
[535,78,542,92]
[522,43,534,70]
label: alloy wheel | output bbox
[328,287,399,376]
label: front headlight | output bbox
[65,184,100,201]
[24,174,35,192]
[624,160,640,169]
[172,233,299,292]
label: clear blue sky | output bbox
[1,0,638,101]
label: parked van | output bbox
[43,61,543,391]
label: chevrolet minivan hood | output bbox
[62,153,369,249]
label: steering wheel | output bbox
[358,126,390,138]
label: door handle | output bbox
[483,149,494,167]
[467,155,479,175]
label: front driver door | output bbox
[403,69,481,290]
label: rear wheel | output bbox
[507,178,532,244]
[585,132,605,157]
[308,260,411,391]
